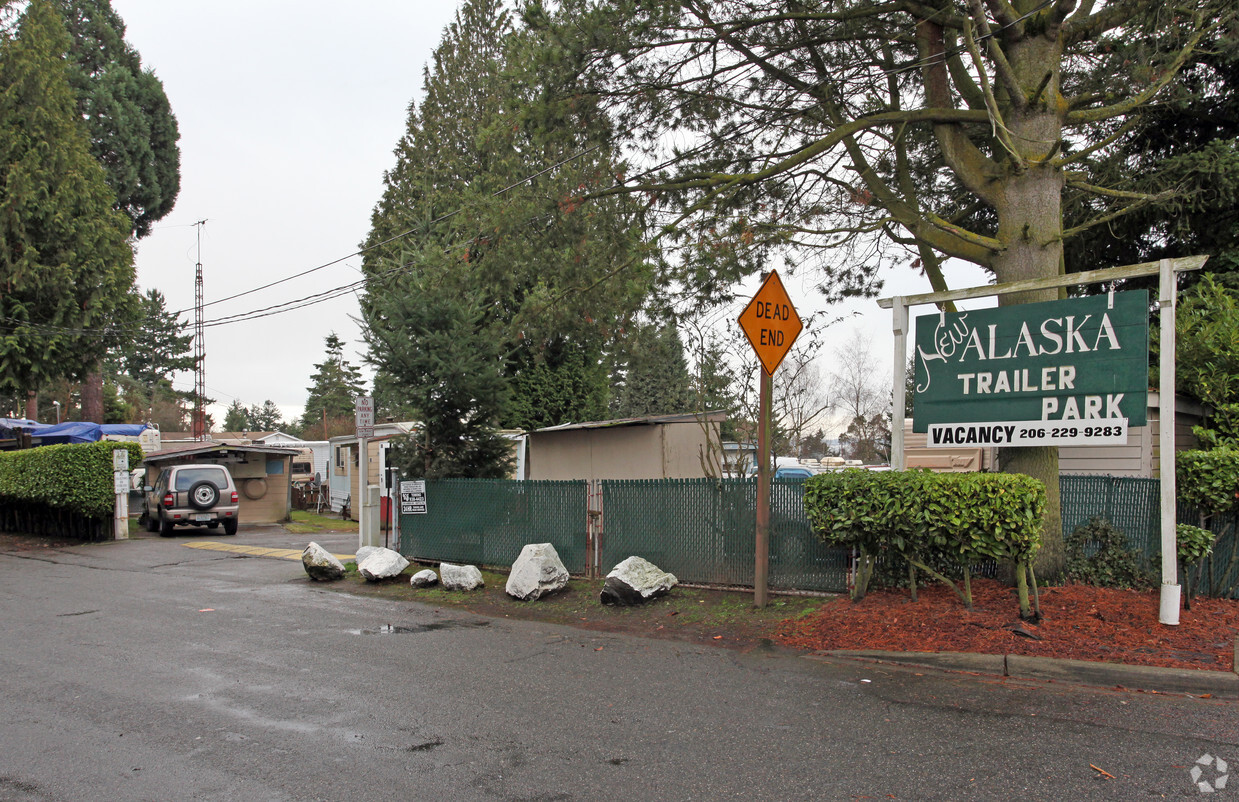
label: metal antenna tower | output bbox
[192,220,208,440]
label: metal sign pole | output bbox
[755,367,772,608]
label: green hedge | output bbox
[1178,448,1239,600]
[804,469,1046,617]
[0,441,144,519]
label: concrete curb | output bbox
[816,649,1239,698]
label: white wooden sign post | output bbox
[881,255,1206,626]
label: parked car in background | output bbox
[143,464,239,536]
[774,466,815,480]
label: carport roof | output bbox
[142,441,296,463]
[533,411,724,433]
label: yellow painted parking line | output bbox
[183,541,355,562]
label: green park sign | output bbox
[912,291,1149,447]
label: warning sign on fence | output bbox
[400,480,427,515]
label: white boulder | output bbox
[409,569,439,588]
[354,545,383,566]
[505,543,570,601]
[440,562,485,591]
[302,542,345,581]
[600,556,677,606]
[358,548,410,581]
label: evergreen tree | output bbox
[0,0,135,394]
[299,333,366,433]
[247,400,283,431]
[611,323,695,418]
[52,0,179,238]
[505,337,608,430]
[1063,10,1239,283]
[360,0,653,453]
[366,280,513,479]
[222,399,248,432]
[102,288,195,424]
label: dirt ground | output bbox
[5,529,1236,671]
[322,563,1239,671]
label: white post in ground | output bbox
[112,448,129,540]
[891,296,908,471]
[1158,258,1181,625]
[361,484,382,549]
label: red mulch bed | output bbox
[776,578,1239,672]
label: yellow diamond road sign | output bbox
[738,271,803,375]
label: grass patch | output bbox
[322,563,830,649]
[287,509,359,535]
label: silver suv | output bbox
[144,464,240,536]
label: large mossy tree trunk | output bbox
[986,34,1067,580]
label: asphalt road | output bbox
[1,529,1236,801]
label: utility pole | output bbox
[192,220,208,440]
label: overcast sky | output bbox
[113,1,992,436]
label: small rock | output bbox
[302,542,345,581]
[359,548,410,581]
[600,556,677,606]
[506,543,570,601]
[410,569,439,588]
[440,562,484,591]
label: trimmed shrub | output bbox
[0,441,144,539]
[805,469,1045,617]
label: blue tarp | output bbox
[0,419,148,445]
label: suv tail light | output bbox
[230,491,238,503]
[163,493,174,508]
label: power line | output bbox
[169,143,604,318]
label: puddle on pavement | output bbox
[350,620,490,636]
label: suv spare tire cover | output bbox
[188,480,220,511]
[243,478,268,500]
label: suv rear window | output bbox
[173,466,231,491]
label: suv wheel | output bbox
[188,481,220,511]
[223,519,238,536]
[159,510,175,537]
[144,512,159,533]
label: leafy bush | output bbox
[1177,523,1219,608]
[1177,448,1239,519]
[1064,517,1151,589]
[1177,448,1239,600]
[0,441,144,519]
[805,469,1045,617]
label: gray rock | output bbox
[409,569,439,588]
[354,545,382,566]
[359,548,409,581]
[600,556,677,606]
[506,543,570,601]
[440,562,485,591]
[302,542,345,581]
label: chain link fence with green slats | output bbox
[1059,474,1239,597]
[393,474,1233,598]
[599,478,849,592]
[398,479,588,574]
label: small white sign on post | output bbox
[355,395,375,439]
[113,448,130,540]
[400,480,427,515]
